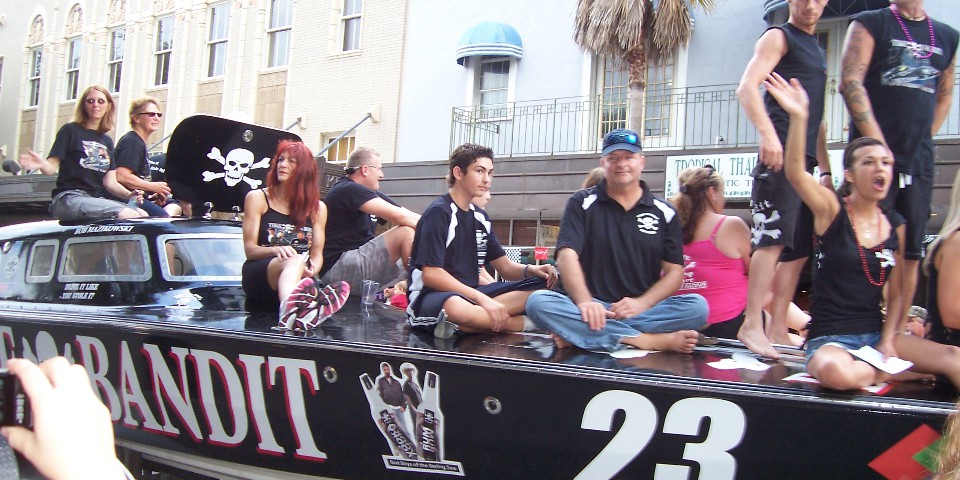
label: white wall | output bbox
[396,0,585,163]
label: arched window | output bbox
[64,5,83,101]
[108,0,126,24]
[27,16,44,107]
[65,4,83,36]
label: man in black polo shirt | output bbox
[525,129,707,353]
[319,147,421,295]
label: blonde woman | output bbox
[18,85,145,221]
[924,170,960,349]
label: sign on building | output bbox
[664,151,844,200]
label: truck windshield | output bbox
[159,234,244,280]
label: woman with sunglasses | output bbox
[111,96,181,217]
[242,140,349,329]
[18,85,145,221]
[767,72,960,390]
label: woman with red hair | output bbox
[242,140,348,329]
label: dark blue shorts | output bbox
[407,276,546,330]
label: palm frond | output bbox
[688,0,717,13]
[614,0,646,53]
[651,0,692,58]
[574,0,648,56]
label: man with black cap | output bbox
[525,129,707,353]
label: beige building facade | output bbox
[0,0,407,169]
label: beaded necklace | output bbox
[846,200,886,287]
[890,4,936,60]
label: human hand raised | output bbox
[763,73,809,118]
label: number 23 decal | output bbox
[577,391,746,480]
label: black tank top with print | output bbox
[808,199,903,339]
[256,189,312,254]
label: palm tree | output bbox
[575,0,715,132]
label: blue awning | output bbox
[455,22,523,65]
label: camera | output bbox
[0,370,31,428]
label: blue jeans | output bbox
[128,197,169,217]
[525,291,708,352]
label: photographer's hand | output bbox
[1,357,125,480]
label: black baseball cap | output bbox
[602,128,642,155]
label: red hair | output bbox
[266,140,320,229]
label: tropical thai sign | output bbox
[664,151,845,199]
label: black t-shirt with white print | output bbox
[49,123,115,197]
[850,8,959,175]
[555,179,683,303]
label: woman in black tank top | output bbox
[241,141,348,328]
[767,72,960,391]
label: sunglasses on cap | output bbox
[606,131,640,146]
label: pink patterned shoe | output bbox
[278,277,320,331]
[316,281,350,322]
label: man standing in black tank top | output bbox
[736,0,832,359]
[841,0,958,326]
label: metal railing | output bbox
[451,74,960,157]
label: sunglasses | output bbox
[703,164,716,175]
[139,112,163,118]
[606,131,640,145]
[84,98,108,105]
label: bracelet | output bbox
[819,171,832,177]
[523,265,529,278]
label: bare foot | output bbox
[623,330,700,353]
[890,370,935,382]
[738,325,779,359]
[552,334,571,349]
[766,329,799,347]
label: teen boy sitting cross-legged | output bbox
[406,143,558,338]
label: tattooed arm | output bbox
[932,56,957,135]
[840,21,888,145]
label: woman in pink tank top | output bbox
[671,166,751,339]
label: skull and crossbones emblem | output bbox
[751,211,782,245]
[636,213,660,234]
[876,249,896,268]
[202,147,271,188]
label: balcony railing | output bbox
[451,74,960,157]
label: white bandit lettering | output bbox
[9,330,328,461]
[577,390,746,480]
[267,357,326,460]
[191,349,249,446]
